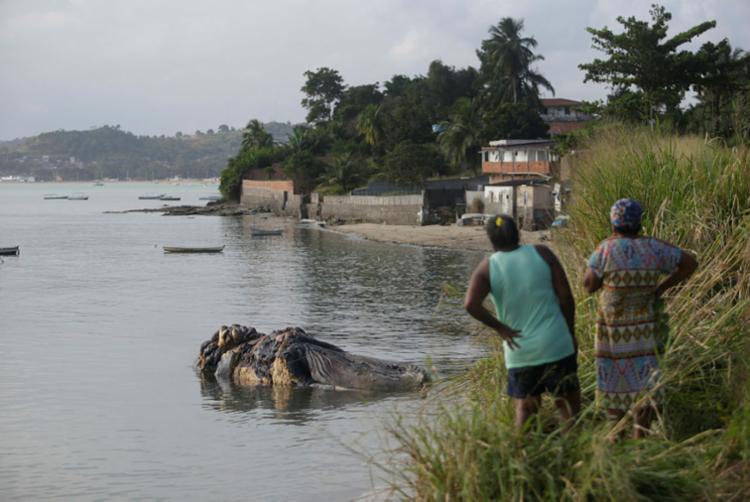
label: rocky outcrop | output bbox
[197,325,429,391]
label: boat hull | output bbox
[163,246,224,254]
[0,246,20,256]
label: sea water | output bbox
[0,182,486,500]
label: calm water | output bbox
[0,182,487,501]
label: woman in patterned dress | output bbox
[583,199,697,438]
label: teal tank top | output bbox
[488,245,575,368]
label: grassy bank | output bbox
[388,125,750,500]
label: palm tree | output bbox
[241,119,273,151]
[323,153,366,193]
[437,97,482,174]
[478,18,554,105]
[356,104,384,148]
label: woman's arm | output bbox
[463,257,521,349]
[583,267,603,294]
[535,245,577,351]
[656,250,698,297]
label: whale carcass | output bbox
[196,325,429,391]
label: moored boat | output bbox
[250,228,283,237]
[139,194,165,200]
[159,195,181,201]
[43,194,68,200]
[68,193,89,200]
[163,245,225,254]
[0,246,20,256]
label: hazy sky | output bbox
[1,0,748,140]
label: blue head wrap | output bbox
[610,198,643,230]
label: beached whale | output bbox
[196,325,429,391]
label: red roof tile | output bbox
[540,98,582,107]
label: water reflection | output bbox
[199,373,408,424]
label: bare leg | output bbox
[554,390,581,423]
[514,396,541,428]
[633,404,655,439]
[607,408,627,443]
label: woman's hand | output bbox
[496,326,522,350]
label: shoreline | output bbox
[329,222,552,252]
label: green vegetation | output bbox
[0,122,293,181]
[388,125,750,500]
[220,17,554,200]
[579,5,750,140]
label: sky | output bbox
[1,0,748,140]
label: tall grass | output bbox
[387,125,750,500]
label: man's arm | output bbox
[656,250,698,297]
[535,245,577,351]
[463,257,521,349]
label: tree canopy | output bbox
[579,4,716,121]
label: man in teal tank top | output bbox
[464,215,580,428]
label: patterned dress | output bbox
[588,236,682,410]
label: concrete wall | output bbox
[320,194,424,225]
[240,182,425,225]
[240,180,302,217]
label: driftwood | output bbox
[197,325,429,391]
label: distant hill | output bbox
[0,122,295,181]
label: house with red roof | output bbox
[540,98,592,135]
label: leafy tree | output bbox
[579,4,716,121]
[321,153,368,193]
[438,97,482,173]
[690,40,750,138]
[481,102,549,140]
[283,150,326,194]
[333,84,383,137]
[301,67,345,124]
[383,142,445,185]
[477,18,553,106]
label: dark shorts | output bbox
[507,353,580,398]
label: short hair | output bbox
[485,214,519,249]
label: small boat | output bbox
[139,194,165,200]
[43,194,68,200]
[199,195,221,201]
[250,228,283,237]
[94,182,104,186]
[163,245,225,254]
[68,193,89,200]
[0,246,20,256]
[299,219,326,228]
[159,195,181,201]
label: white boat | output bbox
[199,195,221,201]
[68,193,89,200]
[43,194,68,200]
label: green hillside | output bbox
[0,122,294,181]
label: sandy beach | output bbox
[331,222,552,252]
